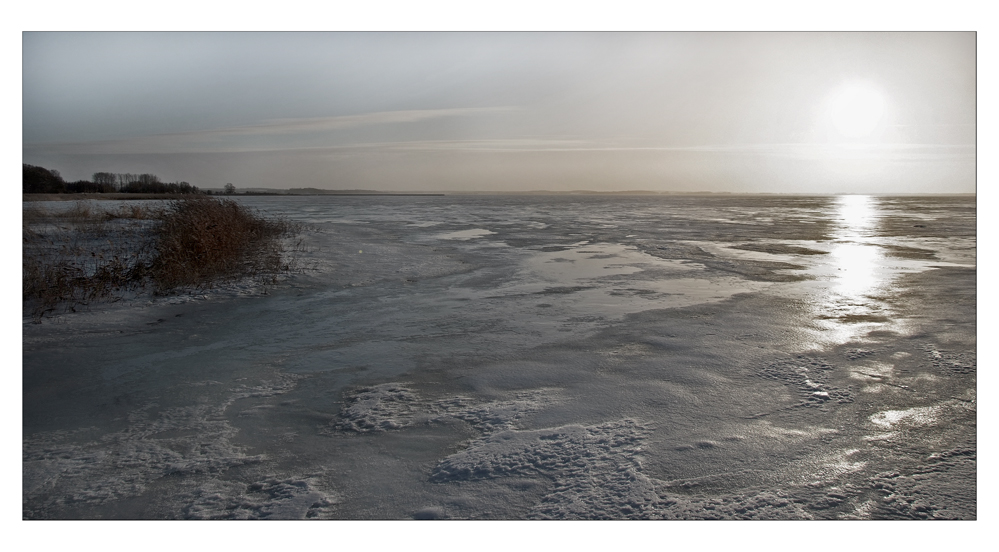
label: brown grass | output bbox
[22,203,157,317]
[23,198,298,319]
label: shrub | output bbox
[150,198,293,291]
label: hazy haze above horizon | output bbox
[23,32,976,193]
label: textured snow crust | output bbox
[23,403,262,516]
[184,475,339,519]
[22,372,327,519]
[335,384,420,433]
[431,419,658,519]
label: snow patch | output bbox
[23,372,305,518]
[335,383,419,433]
[433,389,559,432]
[430,419,659,519]
[335,385,560,434]
[22,403,264,517]
[870,406,940,428]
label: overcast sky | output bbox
[22,32,975,193]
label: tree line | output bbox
[23,164,201,195]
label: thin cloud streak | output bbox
[652,142,977,159]
[26,134,976,161]
[206,107,517,136]
[24,107,518,155]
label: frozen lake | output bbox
[22,194,976,519]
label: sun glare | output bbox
[826,83,887,140]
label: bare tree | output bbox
[224,183,236,195]
[92,172,114,185]
[92,172,116,191]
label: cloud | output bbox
[632,142,977,161]
[371,141,976,164]
[25,119,975,170]
[188,107,517,137]
[24,107,517,155]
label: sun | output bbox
[826,82,887,140]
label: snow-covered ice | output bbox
[23,194,976,519]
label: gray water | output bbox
[22,194,976,519]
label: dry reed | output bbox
[23,198,297,319]
[151,198,292,290]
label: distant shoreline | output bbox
[24,193,205,201]
[22,192,447,201]
[23,191,975,202]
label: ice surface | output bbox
[23,194,976,519]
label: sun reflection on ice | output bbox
[830,195,884,302]
[807,195,896,345]
[835,194,878,238]
[829,242,880,298]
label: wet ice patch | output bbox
[435,228,496,240]
[430,419,659,519]
[701,241,814,263]
[481,241,766,320]
[524,243,648,282]
[335,383,419,433]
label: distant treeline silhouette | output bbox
[23,164,201,195]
